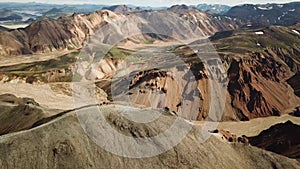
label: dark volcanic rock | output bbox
[287,72,300,97]
[248,121,300,159]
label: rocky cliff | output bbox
[212,25,300,120]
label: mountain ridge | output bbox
[0,8,240,56]
[0,104,299,169]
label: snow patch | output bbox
[255,31,264,35]
[277,5,284,8]
[258,6,273,10]
[292,30,300,35]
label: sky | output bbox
[0,0,297,7]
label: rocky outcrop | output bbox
[287,71,300,97]
[226,56,285,120]
[291,107,300,117]
[213,25,300,121]
[209,129,249,144]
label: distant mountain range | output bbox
[0,8,240,56]
[0,2,230,23]
[0,8,35,22]
[0,2,299,28]
[225,2,300,26]
[195,4,231,14]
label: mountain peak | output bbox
[168,4,194,12]
[103,5,133,14]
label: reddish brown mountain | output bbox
[0,9,240,56]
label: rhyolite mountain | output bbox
[111,24,300,121]
[0,9,240,56]
[0,7,300,122]
[210,24,300,120]
[0,4,300,168]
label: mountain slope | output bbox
[0,104,299,169]
[0,10,119,56]
[248,120,300,159]
[0,8,33,22]
[0,9,240,56]
[212,25,300,120]
[103,5,133,14]
[225,2,300,27]
[0,94,47,136]
[195,4,231,14]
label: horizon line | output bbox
[0,1,298,8]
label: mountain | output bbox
[225,2,300,27]
[0,4,300,168]
[1,8,300,122]
[43,7,64,15]
[0,103,299,168]
[195,4,231,14]
[248,121,300,159]
[0,9,240,56]
[210,24,300,120]
[122,24,300,121]
[103,5,134,14]
[42,5,108,19]
[0,10,116,56]
[42,7,74,19]
[0,8,27,22]
[167,4,195,12]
